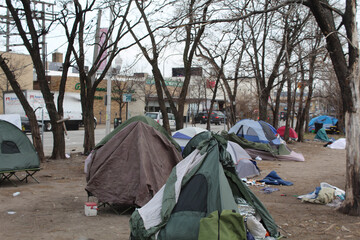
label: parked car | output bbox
[194,112,209,124]
[213,111,226,123]
[194,111,224,125]
[21,116,43,133]
[145,112,176,130]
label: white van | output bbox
[145,112,176,130]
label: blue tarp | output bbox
[308,115,338,132]
[259,170,293,186]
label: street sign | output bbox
[123,94,132,102]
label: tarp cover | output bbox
[308,115,338,132]
[225,133,305,162]
[95,115,181,152]
[130,132,279,239]
[0,120,39,171]
[315,128,330,142]
[259,171,293,186]
[327,138,346,149]
[172,127,207,151]
[86,121,182,206]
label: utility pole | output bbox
[41,2,46,70]
[5,9,9,52]
[91,10,102,86]
[105,5,114,135]
[0,1,55,69]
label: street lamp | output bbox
[162,53,182,78]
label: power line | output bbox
[0,1,55,70]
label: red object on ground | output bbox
[277,126,298,139]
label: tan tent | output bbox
[86,121,182,207]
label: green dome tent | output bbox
[0,120,40,185]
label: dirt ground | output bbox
[1,138,359,240]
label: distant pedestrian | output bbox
[191,115,196,127]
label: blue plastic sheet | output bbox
[259,171,293,186]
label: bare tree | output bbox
[127,0,214,132]
[132,77,157,113]
[126,0,178,133]
[5,0,72,159]
[0,54,45,161]
[111,74,137,119]
[313,65,343,127]
[64,0,135,154]
[291,26,323,141]
[300,0,360,215]
[196,21,247,126]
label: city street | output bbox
[28,122,229,157]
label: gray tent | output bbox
[86,121,182,207]
[227,141,260,178]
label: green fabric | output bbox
[183,131,235,168]
[225,132,291,156]
[315,128,329,142]
[157,139,224,239]
[0,120,40,172]
[95,115,181,152]
[129,152,206,240]
[129,211,153,240]
[276,143,291,155]
[198,210,246,240]
[130,133,280,239]
[158,211,206,240]
[219,163,238,211]
[224,133,274,152]
[183,132,279,238]
[182,131,212,158]
[0,168,40,174]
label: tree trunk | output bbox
[258,90,270,121]
[338,34,360,214]
[152,65,171,134]
[338,110,360,215]
[83,93,95,155]
[6,0,65,159]
[295,85,305,133]
[290,82,297,129]
[0,55,45,161]
[306,0,360,215]
[272,80,286,129]
[284,76,292,142]
[51,123,66,159]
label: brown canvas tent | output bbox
[86,121,182,207]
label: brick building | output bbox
[0,52,33,114]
